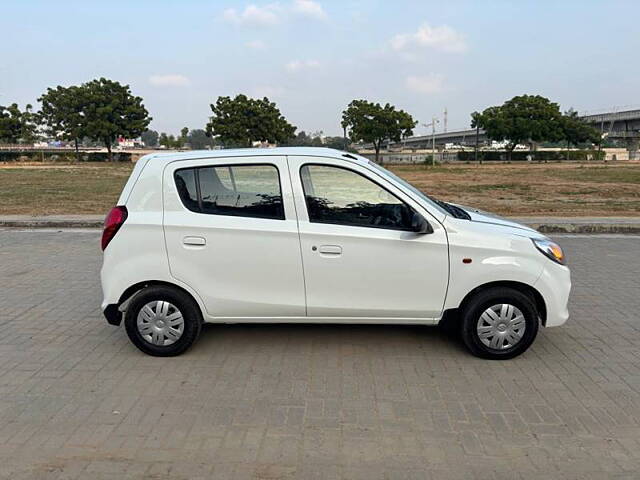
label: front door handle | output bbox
[183,236,206,246]
[317,245,342,256]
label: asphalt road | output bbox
[0,230,639,479]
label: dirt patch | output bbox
[1,161,639,216]
[388,162,640,216]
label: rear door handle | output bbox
[183,236,206,246]
[317,245,342,256]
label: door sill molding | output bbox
[204,316,440,325]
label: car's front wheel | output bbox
[124,285,202,356]
[460,287,539,360]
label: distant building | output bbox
[117,137,144,148]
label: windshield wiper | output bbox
[433,199,471,220]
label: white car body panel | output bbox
[161,155,306,318]
[100,147,571,330]
[443,217,545,310]
[287,155,449,319]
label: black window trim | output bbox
[174,162,286,221]
[299,162,420,232]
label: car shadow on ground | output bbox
[191,322,469,356]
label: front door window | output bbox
[300,164,415,231]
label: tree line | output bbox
[472,95,601,161]
[0,76,600,163]
[1,78,151,160]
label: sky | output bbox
[2,0,639,136]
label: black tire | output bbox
[460,287,539,360]
[124,285,203,356]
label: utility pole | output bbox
[475,124,480,164]
[430,117,439,166]
[421,118,440,166]
[443,108,448,133]
[343,125,347,151]
[421,118,440,165]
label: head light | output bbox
[532,238,566,265]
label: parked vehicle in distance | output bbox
[100,148,570,359]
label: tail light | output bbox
[101,206,128,251]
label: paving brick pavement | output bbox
[0,230,639,479]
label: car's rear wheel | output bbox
[460,287,539,360]
[124,285,202,356]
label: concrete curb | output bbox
[0,219,104,229]
[1,216,639,233]
[525,223,640,234]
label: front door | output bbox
[163,156,306,319]
[288,156,449,319]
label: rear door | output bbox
[288,155,449,319]
[163,156,305,319]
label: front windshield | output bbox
[366,160,449,215]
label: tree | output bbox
[286,130,324,147]
[287,130,312,146]
[324,136,354,151]
[159,132,177,148]
[141,129,159,147]
[81,78,151,160]
[472,95,564,160]
[38,85,86,156]
[20,104,38,144]
[0,103,37,144]
[561,109,601,158]
[341,100,417,163]
[206,94,296,147]
[187,129,215,149]
[0,104,23,143]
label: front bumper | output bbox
[103,304,122,326]
[534,261,571,327]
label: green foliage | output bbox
[561,109,601,147]
[341,100,416,162]
[38,86,86,151]
[472,95,564,158]
[0,104,23,143]
[286,130,324,147]
[282,130,355,152]
[159,132,180,148]
[155,128,216,150]
[0,103,37,144]
[81,78,151,158]
[457,149,605,162]
[324,136,355,152]
[206,94,296,147]
[187,129,215,150]
[0,151,132,162]
[37,78,151,159]
[141,129,159,147]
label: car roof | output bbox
[140,147,367,166]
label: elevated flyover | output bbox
[373,108,640,151]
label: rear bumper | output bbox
[534,262,571,327]
[103,304,122,326]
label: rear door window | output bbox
[174,164,285,220]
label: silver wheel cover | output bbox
[477,303,526,350]
[136,300,185,346]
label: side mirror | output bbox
[411,211,433,234]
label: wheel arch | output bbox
[118,280,205,318]
[444,280,547,327]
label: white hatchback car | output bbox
[101,147,570,359]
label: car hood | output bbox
[453,204,540,235]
